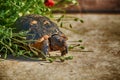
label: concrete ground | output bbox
[0,14,120,80]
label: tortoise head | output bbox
[49,34,68,56]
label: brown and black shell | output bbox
[14,14,66,42]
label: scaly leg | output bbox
[60,46,68,56]
[41,39,49,56]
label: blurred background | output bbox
[65,0,120,13]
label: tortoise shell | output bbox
[14,14,65,40]
[14,14,68,56]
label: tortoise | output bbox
[14,14,68,56]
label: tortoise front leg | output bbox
[60,46,68,56]
[41,39,49,56]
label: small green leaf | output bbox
[27,51,34,57]
[47,58,54,63]
[69,45,74,50]
[65,56,73,60]
[74,18,79,21]
[78,40,82,42]
[57,15,64,22]
[80,46,85,49]
[4,53,7,59]
[60,22,63,27]
[80,19,84,23]
[57,18,61,22]
[69,24,72,28]
[59,57,65,62]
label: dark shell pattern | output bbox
[14,14,64,42]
